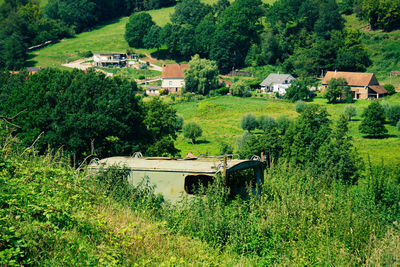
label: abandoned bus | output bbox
[89,155,264,202]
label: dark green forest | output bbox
[127,0,399,74]
[0,69,180,162]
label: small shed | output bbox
[89,156,264,202]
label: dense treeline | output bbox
[132,0,372,75]
[45,0,176,33]
[340,0,400,31]
[0,0,72,69]
[0,69,180,161]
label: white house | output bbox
[161,64,189,94]
[260,73,295,95]
[93,53,127,67]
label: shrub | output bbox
[385,105,400,125]
[276,115,291,135]
[219,142,233,155]
[173,115,184,131]
[241,113,258,132]
[344,105,357,121]
[231,81,250,97]
[384,84,396,95]
[214,87,229,95]
[295,100,307,113]
[397,120,400,131]
[183,122,203,143]
[138,75,145,80]
[258,115,277,132]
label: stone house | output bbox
[322,71,387,99]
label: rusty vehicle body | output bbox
[89,156,264,202]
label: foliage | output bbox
[344,105,357,121]
[360,0,400,31]
[317,115,360,183]
[219,141,233,155]
[184,54,219,95]
[397,120,400,132]
[240,113,258,132]
[0,69,179,161]
[230,81,250,97]
[283,105,331,164]
[384,84,396,95]
[359,101,388,137]
[384,104,400,126]
[285,79,311,102]
[325,77,352,103]
[143,24,162,50]
[125,13,155,48]
[295,100,306,113]
[258,115,276,132]
[183,122,202,143]
[143,97,180,157]
[173,115,184,132]
[170,0,211,26]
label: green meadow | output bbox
[173,94,400,166]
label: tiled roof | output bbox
[322,71,375,87]
[369,85,387,94]
[162,64,189,79]
[260,74,295,87]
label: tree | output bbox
[258,115,277,132]
[384,84,396,95]
[344,105,357,121]
[183,122,202,143]
[143,24,161,50]
[317,115,360,183]
[325,78,352,103]
[314,0,344,39]
[143,97,180,156]
[0,69,149,160]
[230,81,249,97]
[397,120,400,132]
[295,100,307,113]
[359,101,388,137]
[184,54,219,95]
[2,33,26,70]
[285,79,311,102]
[170,0,211,26]
[125,12,155,48]
[282,105,331,164]
[241,113,258,132]
[173,115,184,132]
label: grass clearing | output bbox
[173,95,400,166]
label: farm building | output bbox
[322,71,387,99]
[89,155,265,202]
[260,73,296,95]
[93,53,127,67]
[161,64,189,94]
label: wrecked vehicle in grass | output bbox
[89,154,265,202]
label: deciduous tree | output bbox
[359,101,388,137]
[184,54,219,95]
[125,12,155,48]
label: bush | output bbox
[173,115,184,131]
[397,120,400,131]
[219,142,233,155]
[258,115,277,132]
[241,113,258,132]
[295,100,307,113]
[183,122,203,143]
[276,115,291,135]
[384,84,396,95]
[344,105,357,121]
[214,87,229,95]
[138,75,145,80]
[77,50,93,58]
[231,81,250,97]
[385,105,400,125]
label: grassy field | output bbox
[173,94,400,166]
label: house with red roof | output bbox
[161,64,189,94]
[322,71,387,99]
